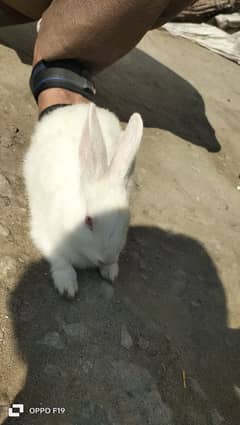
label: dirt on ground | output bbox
[0,25,239,425]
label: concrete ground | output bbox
[0,23,239,425]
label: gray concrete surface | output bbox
[0,25,240,425]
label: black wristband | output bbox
[30,59,96,102]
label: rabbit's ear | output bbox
[79,103,107,181]
[110,113,143,184]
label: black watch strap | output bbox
[38,103,70,121]
[30,59,96,102]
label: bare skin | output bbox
[38,88,89,114]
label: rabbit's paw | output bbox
[51,263,78,299]
[100,263,119,283]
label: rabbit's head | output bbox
[79,103,143,267]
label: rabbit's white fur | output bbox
[24,103,143,298]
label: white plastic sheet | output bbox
[163,22,240,64]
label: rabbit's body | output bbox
[24,103,143,298]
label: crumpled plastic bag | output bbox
[215,12,240,30]
[163,22,240,64]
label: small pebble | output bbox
[0,256,18,277]
[0,196,11,207]
[211,409,225,425]
[138,336,150,351]
[188,377,208,401]
[121,325,133,350]
[63,322,87,339]
[139,260,147,271]
[44,364,58,376]
[82,361,93,374]
[0,134,14,148]
[131,251,140,261]
[0,223,10,237]
[191,300,202,308]
[0,174,12,197]
[0,329,4,341]
[165,334,171,343]
[136,237,146,247]
[39,331,64,350]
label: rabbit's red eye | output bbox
[85,216,93,231]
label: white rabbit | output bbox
[24,103,143,298]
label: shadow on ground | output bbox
[3,222,240,424]
[0,24,220,152]
[95,48,220,152]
